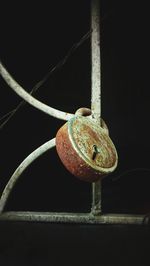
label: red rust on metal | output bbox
[75,107,109,135]
[56,116,118,182]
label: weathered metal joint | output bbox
[56,110,118,182]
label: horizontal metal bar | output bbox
[0,211,149,225]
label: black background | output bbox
[0,0,150,265]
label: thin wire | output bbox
[0,8,117,130]
[0,61,74,120]
[0,109,16,122]
[0,30,92,130]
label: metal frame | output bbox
[0,0,149,225]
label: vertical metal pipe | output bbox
[91,0,102,215]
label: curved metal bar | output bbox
[0,62,74,121]
[0,138,56,213]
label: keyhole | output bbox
[92,144,100,160]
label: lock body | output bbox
[56,116,118,182]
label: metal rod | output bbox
[1,2,147,226]
[0,211,148,225]
[0,138,56,213]
[91,0,102,214]
[0,62,74,121]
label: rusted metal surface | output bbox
[56,116,118,182]
[75,107,109,135]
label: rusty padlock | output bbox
[56,108,118,182]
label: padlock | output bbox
[56,108,118,182]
